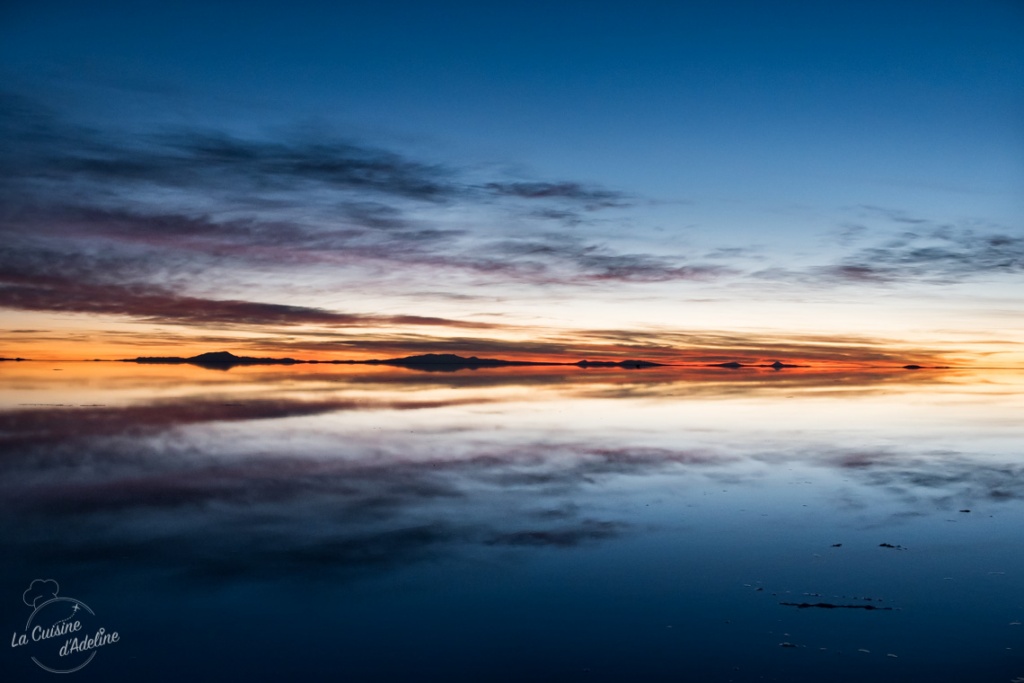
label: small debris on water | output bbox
[780,602,893,611]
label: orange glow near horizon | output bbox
[3,353,1021,417]
[2,310,1020,368]
[0,335,968,367]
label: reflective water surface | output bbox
[2,363,1022,681]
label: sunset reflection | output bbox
[2,362,1023,681]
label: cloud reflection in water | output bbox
[1,365,1021,586]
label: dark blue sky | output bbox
[1,1,1022,362]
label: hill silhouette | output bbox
[576,359,663,369]
[126,351,665,372]
[707,360,803,370]
[131,351,299,369]
[368,353,552,372]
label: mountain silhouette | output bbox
[131,351,299,369]
[370,354,556,372]
[127,351,665,372]
[576,359,663,369]
[707,360,803,370]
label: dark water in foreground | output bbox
[1,363,1022,682]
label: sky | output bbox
[1,0,1022,365]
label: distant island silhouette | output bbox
[126,351,669,372]
[130,351,301,369]
[372,354,556,372]
[576,359,663,369]
[707,360,804,370]
[120,351,843,372]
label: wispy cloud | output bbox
[561,328,948,365]
[0,90,725,313]
[4,90,1019,363]
[483,181,631,209]
[0,397,729,580]
[490,235,729,283]
[2,390,1017,583]
[822,226,1024,284]
[485,520,626,547]
[759,208,1023,287]
[0,246,496,329]
[0,395,497,457]
[0,93,456,203]
[0,281,496,330]
[821,447,1024,511]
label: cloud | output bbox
[483,181,631,209]
[0,395,500,458]
[11,518,466,585]
[3,423,1016,585]
[2,410,717,581]
[0,387,733,519]
[0,245,500,329]
[0,279,494,329]
[117,325,949,367]
[1,382,1017,586]
[490,236,729,283]
[1,90,726,308]
[154,131,455,200]
[257,333,579,358]
[824,448,1024,509]
[825,227,1024,283]
[0,218,727,332]
[0,280,495,329]
[485,520,626,547]
[858,205,932,225]
[1,201,465,275]
[562,328,949,365]
[763,208,1024,287]
[11,204,714,288]
[0,92,456,203]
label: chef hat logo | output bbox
[23,579,60,609]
